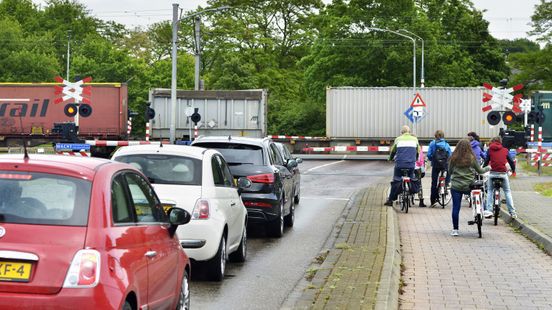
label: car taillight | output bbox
[244,201,273,208]
[63,249,100,288]
[247,173,274,184]
[192,199,210,220]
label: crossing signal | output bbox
[537,111,546,125]
[79,104,92,117]
[502,111,516,125]
[145,102,155,120]
[190,108,201,124]
[64,104,78,117]
[487,111,501,126]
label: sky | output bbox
[33,0,542,41]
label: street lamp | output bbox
[366,27,416,95]
[170,3,231,144]
[398,29,424,88]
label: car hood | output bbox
[151,184,201,212]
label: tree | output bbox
[530,0,552,43]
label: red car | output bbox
[0,154,191,309]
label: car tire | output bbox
[207,236,226,281]
[267,199,284,238]
[229,225,247,262]
[284,198,295,227]
[177,270,190,310]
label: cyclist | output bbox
[483,136,517,219]
[448,139,490,236]
[467,132,484,164]
[384,125,420,206]
[427,130,452,207]
[415,146,427,207]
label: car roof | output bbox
[0,154,114,180]
[193,136,270,147]
[112,144,208,160]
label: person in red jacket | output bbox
[483,136,517,219]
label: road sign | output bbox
[53,76,92,104]
[482,82,523,114]
[55,143,91,151]
[410,93,426,107]
[404,93,427,123]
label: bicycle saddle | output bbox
[470,180,485,189]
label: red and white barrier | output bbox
[145,122,150,142]
[85,140,159,147]
[56,151,90,157]
[127,117,132,136]
[302,145,437,153]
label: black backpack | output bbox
[433,146,449,169]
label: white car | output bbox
[112,144,249,281]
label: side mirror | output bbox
[168,208,191,237]
[286,159,298,169]
[295,157,303,164]
[237,177,252,195]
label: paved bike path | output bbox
[399,175,552,309]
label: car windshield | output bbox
[115,154,202,185]
[0,171,92,226]
[193,142,264,165]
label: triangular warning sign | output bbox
[410,93,426,108]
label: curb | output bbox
[375,206,401,310]
[500,208,552,256]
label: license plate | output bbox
[0,261,32,282]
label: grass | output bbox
[518,155,552,176]
[535,182,552,197]
[305,267,319,281]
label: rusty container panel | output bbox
[0,83,127,140]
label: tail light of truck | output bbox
[63,249,100,288]
[247,173,274,184]
[192,199,210,220]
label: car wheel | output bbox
[229,225,247,262]
[177,270,190,310]
[207,236,226,281]
[267,199,284,238]
[284,198,295,227]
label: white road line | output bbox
[301,197,350,201]
[305,160,344,173]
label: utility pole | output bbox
[194,16,201,91]
[170,3,179,144]
[399,29,424,88]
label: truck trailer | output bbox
[0,82,128,155]
[148,89,267,140]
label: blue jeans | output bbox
[430,166,450,204]
[388,167,414,201]
[486,172,516,215]
[451,189,469,230]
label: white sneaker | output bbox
[483,210,493,218]
[510,213,518,219]
[450,229,459,236]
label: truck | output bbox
[148,89,267,140]
[0,82,128,156]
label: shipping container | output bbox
[149,89,267,139]
[326,87,500,141]
[0,83,128,147]
[531,91,552,141]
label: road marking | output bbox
[305,160,344,173]
[301,197,350,201]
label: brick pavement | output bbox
[399,174,552,309]
[293,183,400,309]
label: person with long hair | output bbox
[448,139,490,236]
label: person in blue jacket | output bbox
[427,130,452,206]
[468,132,484,163]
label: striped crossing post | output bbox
[145,122,150,142]
[538,126,543,176]
[127,117,132,138]
[194,125,198,140]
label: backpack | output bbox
[433,146,449,170]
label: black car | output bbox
[275,142,302,204]
[192,136,296,237]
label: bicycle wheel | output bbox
[493,190,500,226]
[438,187,451,208]
[405,193,410,213]
[476,214,482,238]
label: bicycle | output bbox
[398,169,413,213]
[490,178,503,226]
[436,170,451,208]
[467,179,485,238]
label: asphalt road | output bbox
[190,159,394,309]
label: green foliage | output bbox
[529,0,552,43]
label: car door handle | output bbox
[145,251,157,258]
[231,202,236,206]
